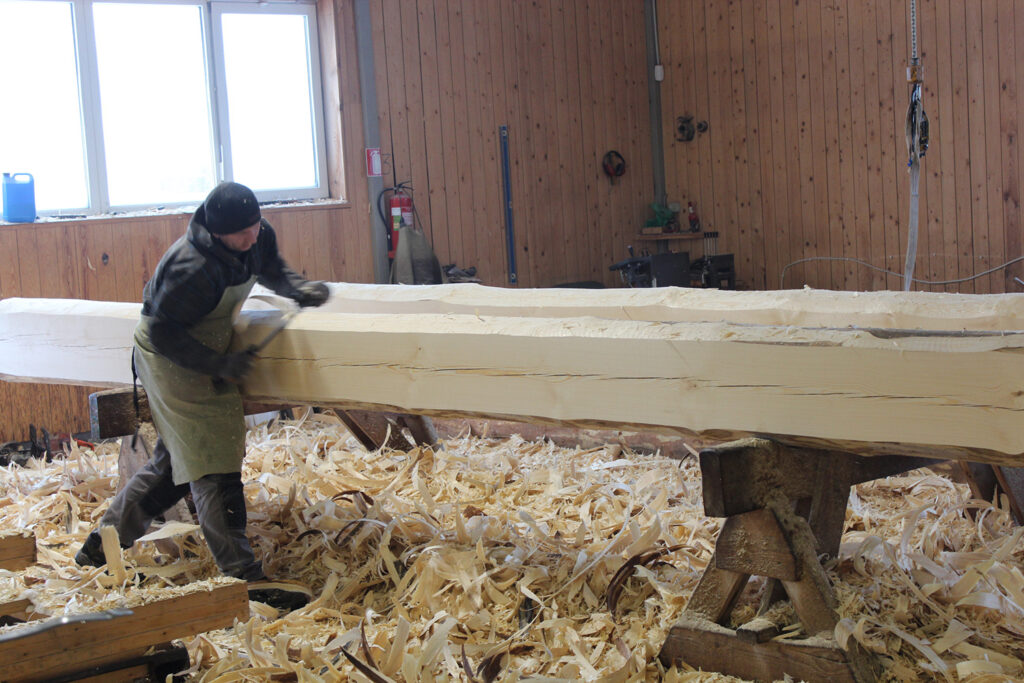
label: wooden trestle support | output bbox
[658,438,939,682]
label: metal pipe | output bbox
[354,0,391,284]
[644,0,667,207]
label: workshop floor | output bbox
[0,411,1021,681]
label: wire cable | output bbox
[780,255,1024,290]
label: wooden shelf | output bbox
[634,232,704,241]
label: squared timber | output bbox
[0,582,248,681]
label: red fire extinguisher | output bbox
[389,189,414,259]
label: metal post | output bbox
[354,0,391,284]
[644,0,667,207]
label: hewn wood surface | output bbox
[0,582,248,681]
[660,616,861,683]
[5,293,1024,465]
[0,533,35,572]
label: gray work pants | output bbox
[90,438,264,580]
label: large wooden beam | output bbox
[0,582,247,682]
[4,291,1024,464]
[277,283,1024,331]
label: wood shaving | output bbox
[0,413,1020,681]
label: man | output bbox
[75,182,328,611]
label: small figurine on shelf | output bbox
[687,202,701,233]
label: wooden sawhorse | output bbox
[659,438,940,682]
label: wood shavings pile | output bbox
[0,411,1020,682]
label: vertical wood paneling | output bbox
[965,2,990,293]
[459,1,487,278]
[434,0,463,270]
[663,0,1024,293]
[727,0,750,282]
[416,0,448,263]
[806,0,829,289]
[575,0,600,283]
[876,0,901,290]
[997,0,1018,293]
[982,3,1004,293]
[588,0,614,281]
[948,0,973,294]
[753,0,778,290]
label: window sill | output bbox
[0,198,351,227]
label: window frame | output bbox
[210,1,329,204]
[24,0,328,218]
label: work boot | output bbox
[73,531,106,567]
[247,579,312,613]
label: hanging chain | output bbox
[910,0,919,62]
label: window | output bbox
[0,0,329,217]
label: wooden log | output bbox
[90,387,291,440]
[278,282,1024,332]
[5,294,1024,464]
[431,417,700,459]
[92,391,697,458]
[660,615,872,683]
[0,582,248,682]
[0,532,35,571]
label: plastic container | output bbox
[2,173,36,223]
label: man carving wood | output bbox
[75,182,328,611]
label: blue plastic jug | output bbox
[2,173,36,223]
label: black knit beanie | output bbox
[203,182,261,235]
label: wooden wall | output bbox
[660,0,1024,293]
[0,0,654,442]
[0,205,363,443]
[366,0,653,287]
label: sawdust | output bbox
[0,411,1020,681]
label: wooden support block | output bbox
[0,532,35,571]
[336,410,438,451]
[659,615,874,683]
[735,617,781,644]
[715,509,799,581]
[0,581,248,682]
[782,572,839,638]
[90,387,291,441]
[93,386,436,455]
[684,558,749,624]
[993,466,1024,524]
[700,439,941,518]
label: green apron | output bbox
[133,277,256,486]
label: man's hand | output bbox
[294,281,330,308]
[214,350,255,384]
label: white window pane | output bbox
[0,1,88,212]
[93,2,215,206]
[221,13,317,191]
